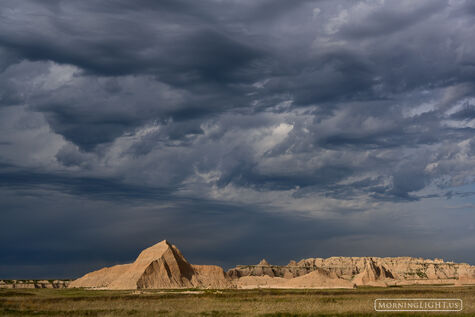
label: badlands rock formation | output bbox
[0,280,70,289]
[235,267,354,289]
[70,240,475,289]
[229,256,475,287]
[69,240,231,289]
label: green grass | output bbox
[0,285,473,316]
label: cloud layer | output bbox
[1,0,475,278]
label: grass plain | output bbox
[0,285,474,317]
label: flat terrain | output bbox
[0,285,474,316]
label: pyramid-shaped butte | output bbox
[70,240,231,289]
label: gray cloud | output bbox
[1,185,474,279]
[1,0,475,277]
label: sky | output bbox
[1,0,475,279]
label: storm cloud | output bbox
[1,0,475,278]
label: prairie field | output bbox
[0,285,474,317]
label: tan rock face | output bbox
[70,240,232,290]
[110,242,196,289]
[69,264,131,288]
[69,240,475,290]
[229,256,475,287]
[258,259,270,266]
[192,265,233,289]
[227,260,314,280]
[235,268,354,289]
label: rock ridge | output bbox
[69,240,475,289]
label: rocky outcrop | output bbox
[70,240,475,289]
[0,280,70,289]
[108,240,196,289]
[192,265,233,289]
[236,267,354,289]
[69,240,232,290]
[68,264,131,289]
[227,260,314,279]
[351,258,392,286]
[228,256,475,287]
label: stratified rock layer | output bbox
[235,267,354,289]
[228,256,475,287]
[69,240,475,289]
[69,240,232,289]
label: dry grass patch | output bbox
[0,286,474,316]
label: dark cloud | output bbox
[0,166,175,201]
[0,1,264,80]
[1,185,474,279]
[1,0,475,277]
